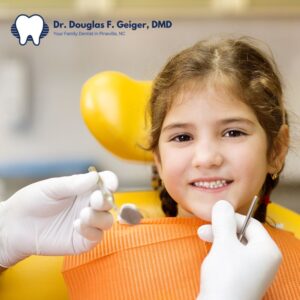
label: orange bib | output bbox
[63,218,300,300]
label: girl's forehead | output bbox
[164,81,260,126]
[171,79,244,111]
[172,75,243,104]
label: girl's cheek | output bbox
[160,155,187,179]
[163,147,189,167]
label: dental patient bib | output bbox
[63,218,300,300]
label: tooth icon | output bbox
[15,14,44,46]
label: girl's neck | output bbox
[177,205,194,217]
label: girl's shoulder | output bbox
[264,223,300,251]
[263,224,300,300]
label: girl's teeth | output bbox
[194,180,228,189]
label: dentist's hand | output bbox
[0,171,118,268]
[197,200,282,300]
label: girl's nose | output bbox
[191,140,223,169]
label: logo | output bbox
[11,14,49,46]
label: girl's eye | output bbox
[224,130,247,138]
[171,134,192,142]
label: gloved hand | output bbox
[197,200,282,300]
[0,171,118,268]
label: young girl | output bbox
[62,36,299,299]
[150,36,289,223]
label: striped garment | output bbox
[63,217,300,300]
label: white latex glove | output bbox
[197,200,282,300]
[0,171,118,268]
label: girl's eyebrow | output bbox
[161,123,194,133]
[217,117,255,126]
[162,118,255,133]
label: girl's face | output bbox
[155,83,275,221]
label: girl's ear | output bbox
[153,151,163,180]
[268,124,289,174]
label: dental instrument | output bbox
[88,166,143,225]
[238,195,259,244]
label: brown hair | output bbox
[148,36,288,222]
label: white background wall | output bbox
[0,15,299,210]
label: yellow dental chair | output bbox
[1,71,299,300]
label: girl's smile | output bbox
[155,83,275,221]
[190,177,233,192]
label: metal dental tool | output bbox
[237,195,259,244]
[88,166,143,225]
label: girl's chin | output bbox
[178,205,212,222]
